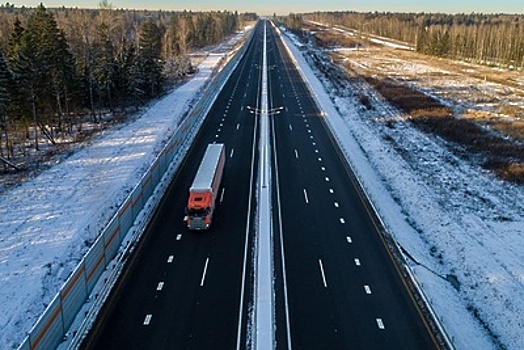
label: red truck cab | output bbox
[186,144,225,230]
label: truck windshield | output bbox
[186,207,209,217]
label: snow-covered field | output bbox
[280,27,524,349]
[1,20,523,350]
[0,30,248,349]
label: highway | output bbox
[83,20,439,350]
[266,23,437,349]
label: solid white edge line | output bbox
[318,259,328,288]
[236,24,263,350]
[272,22,293,348]
[200,257,210,287]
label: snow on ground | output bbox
[0,30,247,350]
[281,27,524,349]
[1,20,523,349]
[311,21,415,51]
[341,48,524,120]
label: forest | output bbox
[303,12,524,68]
[0,3,252,170]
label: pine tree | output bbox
[137,19,164,99]
[93,22,117,110]
[116,40,142,106]
[7,16,24,58]
[182,14,196,51]
[0,49,12,160]
[10,12,42,149]
[6,16,30,132]
[10,4,79,146]
[0,50,11,115]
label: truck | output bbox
[185,143,226,230]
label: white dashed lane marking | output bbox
[318,259,328,288]
[143,314,152,326]
[303,189,309,204]
[376,318,385,329]
[200,258,210,287]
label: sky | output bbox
[8,0,524,15]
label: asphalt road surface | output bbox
[83,20,439,350]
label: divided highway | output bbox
[82,20,440,349]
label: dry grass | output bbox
[364,77,524,184]
[313,31,360,49]
[498,163,524,183]
[309,27,524,183]
[492,121,524,141]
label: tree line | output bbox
[302,11,524,68]
[0,3,248,166]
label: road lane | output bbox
[83,22,265,350]
[268,21,438,349]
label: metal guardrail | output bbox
[18,29,254,350]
